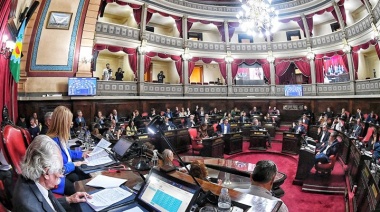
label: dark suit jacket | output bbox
[319,140,340,157]
[352,124,363,137]
[318,131,330,147]
[293,125,306,134]
[13,176,67,212]
[219,123,231,134]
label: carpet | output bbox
[226,151,345,212]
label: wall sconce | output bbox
[79,47,93,64]
[224,51,234,63]
[181,47,192,60]
[342,39,351,53]
[306,47,315,60]
[1,35,15,59]
[266,51,275,63]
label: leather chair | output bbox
[361,126,375,143]
[1,125,27,174]
[315,154,337,175]
[212,123,218,133]
[19,127,32,146]
[188,128,203,155]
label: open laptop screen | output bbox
[136,169,200,212]
[112,138,135,158]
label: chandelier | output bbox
[236,0,279,37]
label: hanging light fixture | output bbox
[236,0,279,38]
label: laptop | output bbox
[108,169,202,212]
[112,137,136,160]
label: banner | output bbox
[9,19,26,83]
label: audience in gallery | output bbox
[234,160,288,212]
[16,114,27,128]
[302,105,311,117]
[102,63,111,81]
[12,135,91,212]
[115,67,124,81]
[47,106,91,195]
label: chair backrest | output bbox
[19,127,32,146]
[188,128,197,139]
[363,127,375,142]
[2,125,27,174]
[212,123,218,132]
[329,155,337,170]
[141,112,148,118]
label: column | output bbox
[332,0,346,29]
[137,50,146,96]
[309,58,317,95]
[362,0,373,14]
[301,14,311,47]
[224,20,229,45]
[226,61,233,96]
[139,4,148,40]
[182,15,188,46]
[346,50,356,95]
[182,58,189,95]
[269,61,276,95]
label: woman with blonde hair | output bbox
[47,106,89,195]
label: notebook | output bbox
[108,169,201,212]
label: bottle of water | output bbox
[218,188,231,212]
[152,150,158,168]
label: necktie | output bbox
[48,191,60,211]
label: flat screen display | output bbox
[68,77,97,96]
[285,85,303,97]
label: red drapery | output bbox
[144,55,152,74]
[93,44,138,76]
[0,0,18,124]
[294,58,311,83]
[231,59,270,82]
[351,39,378,79]
[188,19,224,41]
[144,52,183,82]
[315,58,324,83]
[189,57,227,81]
[102,1,142,24]
[315,51,347,83]
[274,59,291,84]
[147,9,182,37]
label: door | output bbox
[190,65,203,83]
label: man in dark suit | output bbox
[186,115,197,128]
[74,110,86,128]
[219,118,231,134]
[300,114,310,126]
[315,133,341,164]
[292,120,306,135]
[13,135,90,212]
[351,118,363,138]
[165,108,173,119]
[161,117,177,131]
[317,125,330,149]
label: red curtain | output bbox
[216,60,227,81]
[0,0,18,124]
[231,59,270,82]
[147,9,182,37]
[341,54,349,74]
[102,1,142,25]
[315,58,324,83]
[375,43,380,60]
[188,19,223,41]
[188,61,196,80]
[294,59,311,83]
[352,52,358,80]
[144,55,152,74]
[171,55,182,83]
[274,59,291,83]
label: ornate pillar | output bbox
[332,0,346,29]
[267,51,276,95]
[139,4,148,40]
[307,49,317,95]
[137,44,147,96]
[343,42,356,94]
[225,52,233,96]
[182,48,191,96]
[301,14,311,47]
[224,20,229,45]
[182,15,188,46]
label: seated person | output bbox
[198,123,210,140]
[161,116,177,131]
[350,118,363,138]
[366,129,378,151]
[161,149,186,172]
[324,107,334,119]
[271,106,280,115]
[264,113,275,124]
[317,125,330,149]
[94,111,105,126]
[234,160,288,212]
[28,117,40,140]
[12,135,91,212]
[251,118,262,130]
[186,115,197,128]
[302,105,311,117]
[373,139,380,163]
[201,114,211,125]
[103,119,122,140]
[300,114,309,125]
[292,120,306,135]
[74,110,86,128]
[126,121,138,136]
[315,132,341,164]
[331,117,344,132]
[189,160,222,185]
[240,111,249,123]
[219,118,231,134]
[47,106,90,196]
[250,106,262,116]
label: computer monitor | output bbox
[68,77,97,96]
[136,169,201,212]
[112,137,135,158]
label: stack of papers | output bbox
[85,139,113,166]
[86,175,127,189]
[86,187,132,211]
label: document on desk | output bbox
[85,155,114,167]
[125,206,144,212]
[92,139,111,153]
[86,187,132,211]
[86,175,127,189]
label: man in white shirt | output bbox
[12,135,91,212]
[102,63,111,80]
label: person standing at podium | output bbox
[235,160,288,212]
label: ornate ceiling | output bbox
[185,0,294,7]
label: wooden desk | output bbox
[74,168,282,212]
[240,123,253,140]
[263,123,276,137]
[282,132,301,155]
[222,132,243,155]
[201,137,224,158]
[293,147,315,185]
[249,130,269,150]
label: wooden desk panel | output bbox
[249,130,268,150]
[201,137,224,158]
[223,132,243,155]
[282,132,301,155]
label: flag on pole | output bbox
[9,19,27,83]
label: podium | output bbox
[293,146,315,185]
[282,132,301,155]
[223,132,243,155]
[201,137,224,158]
[249,130,269,150]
